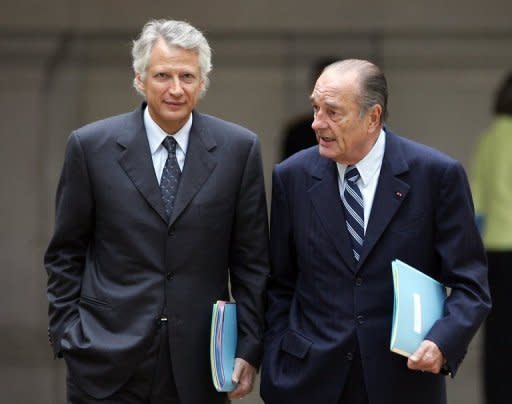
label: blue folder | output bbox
[210,301,237,392]
[390,259,447,357]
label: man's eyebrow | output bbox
[310,92,340,109]
[325,101,340,109]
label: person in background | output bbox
[45,19,269,404]
[281,57,337,160]
[261,59,491,404]
[470,71,512,404]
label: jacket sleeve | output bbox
[264,167,297,341]
[44,133,94,357]
[229,135,270,368]
[425,160,491,375]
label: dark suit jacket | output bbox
[45,104,269,403]
[260,129,491,404]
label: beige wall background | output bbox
[1,1,511,402]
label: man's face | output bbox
[136,38,203,134]
[310,69,378,165]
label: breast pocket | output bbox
[389,212,427,234]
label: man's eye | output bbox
[155,73,167,78]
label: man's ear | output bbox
[367,104,383,132]
[134,74,145,93]
[199,79,206,97]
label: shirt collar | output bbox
[337,128,386,186]
[144,107,192,155]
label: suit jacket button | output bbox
[355,277,363,286]
[357,315,365,324]
[166,272,173,280]
[346,352,353,361]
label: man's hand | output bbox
[227,358,256,400]
[407,340,445,374]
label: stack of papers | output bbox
[210,301,237,392]
[390,259,447,357]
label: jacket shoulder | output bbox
[77,111,134,135]
[277,146,319,169]
[387,130,459,168]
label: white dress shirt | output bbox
[144,107,191,184]
[337,129,386,233]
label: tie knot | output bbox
[162,136,177,154]
[345,166,360,183]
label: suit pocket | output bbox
[280,330,313,359]
[79,295,111,310]
[61,315,81,351]
[197,201,234,235]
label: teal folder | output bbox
[210,301,237,392]
[390,259,447,357]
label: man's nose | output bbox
[168,77,184,96]
[312,112,326,130]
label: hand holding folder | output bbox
[390,259,447,358]
[210,301,237,392]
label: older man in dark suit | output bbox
[45,19,269,404]
[261,59,490,404]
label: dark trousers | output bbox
[338,347,369,404]
[67,322,180,404]
[484,251,512,404]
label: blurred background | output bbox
[1,1,511,402]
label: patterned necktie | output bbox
[160,136,181,220]
[342,165,364,262]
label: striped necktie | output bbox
[342,165,364,262]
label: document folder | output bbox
[210,301,237,392]
[390,259,447,357]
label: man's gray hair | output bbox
[132,19,212,97]
[325,59,388,124]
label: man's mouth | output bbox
[163,100,184,106]
[318,135,335,142]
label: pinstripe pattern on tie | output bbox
[342,165,364,262]
[160,136,181,221]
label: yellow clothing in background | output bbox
[471,116,512,250]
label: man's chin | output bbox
[318,145,334,159]
[163,110,189,123]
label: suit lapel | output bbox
[309,156,356,272]
[117,105,168,223]
[169,111,217,227]
[357,131,410,268]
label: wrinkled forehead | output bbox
[310,82,340,104]
[311,70,360,104]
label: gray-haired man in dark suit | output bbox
[45,19,269,404]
